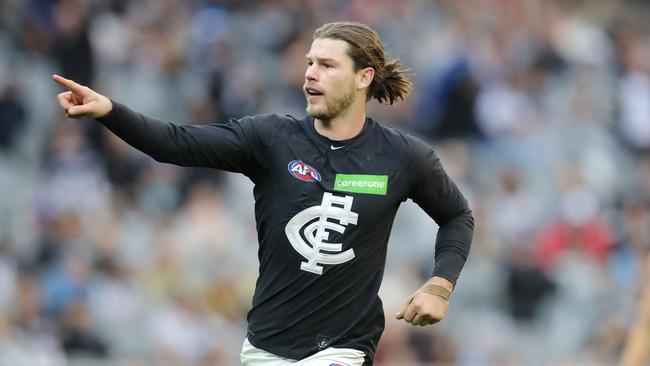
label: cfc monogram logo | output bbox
[285,193,358,275]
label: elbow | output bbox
[462,209,475,231]
[440,207,474,231]
[151,154,174,164]
[147,145,185,165]
[436,209,474,251]
[149,152,174,164]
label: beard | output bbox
[305,82,356,122]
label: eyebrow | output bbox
[305,55,339,64]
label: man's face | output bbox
[304,38,357,121]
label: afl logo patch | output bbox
[288,160,321,182]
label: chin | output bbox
[306,106,326,119]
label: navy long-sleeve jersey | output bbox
[97,103,474,363]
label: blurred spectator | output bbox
[476,65,544,139]
[616,28,650,153]
[36,119,111,228]
[0,82,27,151]
[52,0,94,86]
[418,57,482,140]
[504,246,555,323]
[34,210,85,270]
[534,169,614,268]
[87,254,145,357]
[60,300,108,358]
[492,169,544,249]
[150,295,216,364]
[41,248,92,318]
[408,328,457,364]
[0,273,67,366]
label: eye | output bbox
[323,64,332,69]
[307,61,313,66]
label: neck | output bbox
[314,101,366,141]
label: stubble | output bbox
[306,82,356,123]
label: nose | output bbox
[305,64,318,82]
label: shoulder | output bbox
[229,113,302,137]
[369,119,432,159]
[233,113,302,129]
[231,113,289,126]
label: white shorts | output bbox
[240,338,366,366]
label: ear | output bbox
[356,67,375,90]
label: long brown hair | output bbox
[313,21,413,105]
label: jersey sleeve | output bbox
[96,101,270,179]
[407,137,474,286]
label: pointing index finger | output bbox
[52,74,86,94]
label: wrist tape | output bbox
[407,284,452,304]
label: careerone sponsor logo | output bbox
[336,179,385,188]
[333,174,388,195]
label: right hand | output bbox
[52,74,113,119]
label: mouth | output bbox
[304,86,324,99]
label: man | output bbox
[53,21,473,366]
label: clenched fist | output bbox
[395,276,453,326]
[52,74,112,119]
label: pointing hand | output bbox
[52,74,112,119]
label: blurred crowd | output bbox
[1,0,649,365]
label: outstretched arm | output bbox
[52,74,261,174]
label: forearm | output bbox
[432,209,474,287]
[96,101,184,164]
